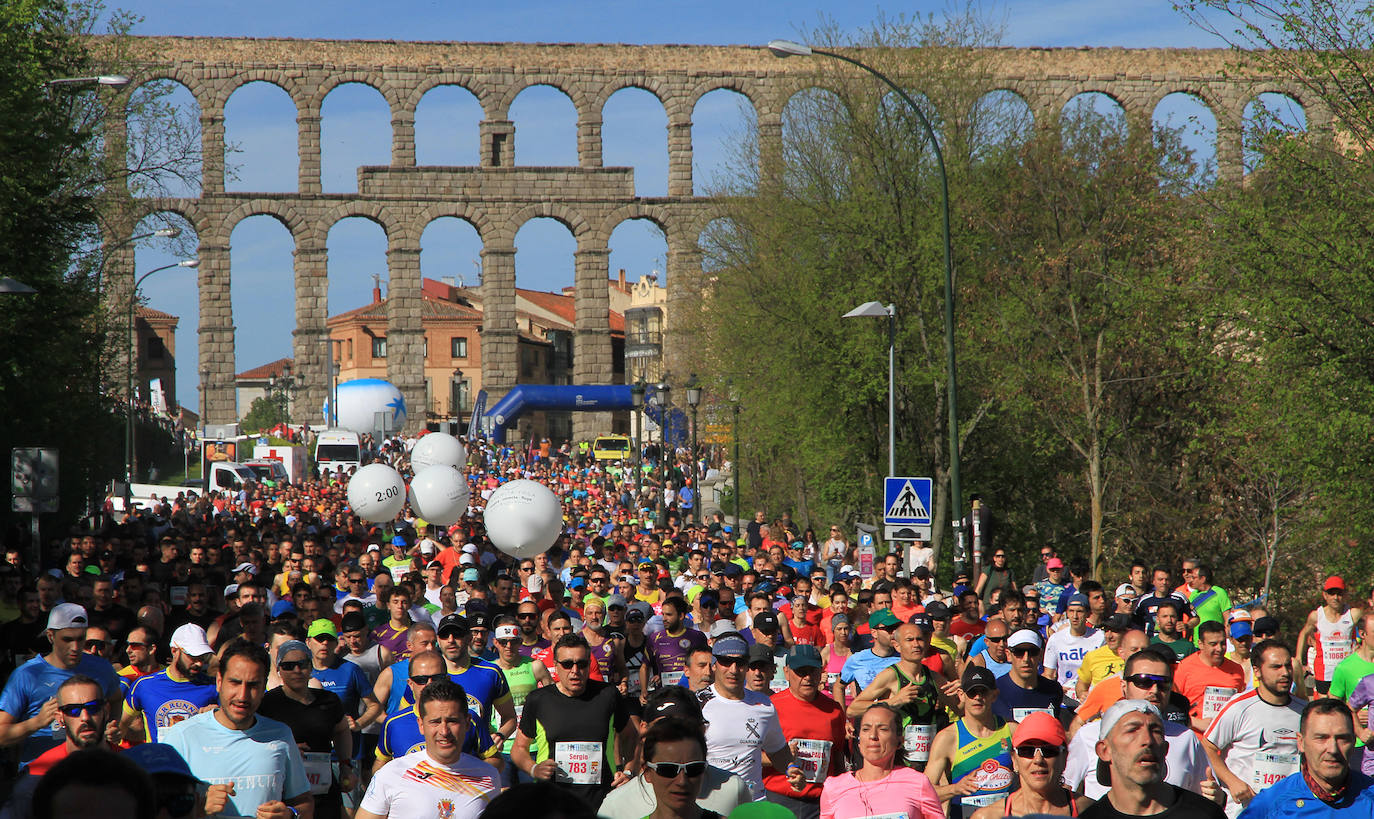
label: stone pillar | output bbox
[756,113,784,186]
[1216,119,1243,186]
[480,245,518,408]
[573,242,612,441]
[667,116,693,196]
[201,103,226,195]
[386,240,425,433]
[480,120,515,168]
[579,117,603,168]
[197,239,235,423]
[103,227,138,400]
[392,108,416,167]
[664,240,702,382]
[293,243,329,429]
[298,109,322,194]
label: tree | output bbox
[240,396,287,435]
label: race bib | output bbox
[1252,751,1300,789]
[1012,707,1053,722]
[1323,639,1353,669]
[555,741,603,785]
[826,672,839,688]
[302,751,332,795]
[960,793,1005,819]
[1202,686,1236,719]
[793,738,833,784]
[903,723,935,762]
[662,671,684,687]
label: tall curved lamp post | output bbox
[685,375,702,526]
[631,380,646,503]
[768,38,965,566]
[126,259,198,495]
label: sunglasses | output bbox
[1015,744,1064,759]
[84,639,108,651]
[278,660,308,672]
[715,656,747,667]
[58,699,103,718]
[349,577,365,583]
[517,612,539,620]
[126,641,148,650]
[648,760,708,778]
[984,635,1007,643]
[496,639,519,646]
[1125,673,1171,690]
[1009,646,1039,657]
[410,673,443,685]
[558,659,591,670]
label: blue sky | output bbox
[117,0,1233,412]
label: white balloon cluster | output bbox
[483,479,565,559]
[407,433,471,526]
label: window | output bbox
[146,336,166,361]
[451,336,468,358]
[371,337,387,359]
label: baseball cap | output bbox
[232,562,257,575]
[722,564,743,578]
[46,603,88,631]
[1326,575,1346,592]
[365,543,381,553]
[1230,621,1253,640]
[869,609,901,629]
[419,541,436,554]
[627,602,652,622]
[462,543,478,554]
[1097,700,1163,785]
[909,613,934,633]
[606,594,628,610]
[461,568,479,582]
[125,743,204,784]
[1008,629,1044,650]
[961,664,996,693]
[437,613,468,637]
[1253,616,1280,638]
[391,535,407,547]
[223,583,239,598]
[785,644,823,670]
[925,601,950,620]
[1065,593,1090,609]
[459,554,476,566]
[747,644,776,666]
[753,609,780,634]
[467,610,491,630]
[727,801,795,819]
[710,619,738,639]
[1103,613,1134,632]
[308,619,338,640]
[339,612,367,633]
[1013,711,1066,748]
[1046,557,1065,570]
[270,600,294,619]
[169,623,214,657]
[645,695,701,723]
[1228,609,1253,624]
[712,634,748,659]
[568,577,587,589]
[1114,583,1138,600]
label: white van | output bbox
[315,429,362,475]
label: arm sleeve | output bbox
[1349,679,1374,710]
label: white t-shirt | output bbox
[360,748,499,819]
[1064,718,1210,798]
[700,684,786,801]
[1204,689,1305,816]
[1043,627,1104,691]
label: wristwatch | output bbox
[287,808,299,819]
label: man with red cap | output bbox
[1296,575,1362,698]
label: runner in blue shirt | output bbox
[305,619,373,720]
[0,604,121,765]
[120,623,218,743]
[839,609,902,693]
[433,613,517,753]
[161,638,312,819]
[1238,699,1374,819]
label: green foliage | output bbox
[240,396,288,434]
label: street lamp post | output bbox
[126,260,198,494]
[769,38,965,563]
[656,378,672,525]
[685,375,702,526]
[729,385,741,532]
[631,380,646,507]
[843,302,897,479]
[268,361,298,425]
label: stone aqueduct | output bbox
[105,37,1321,438]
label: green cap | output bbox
[83,565,101,575]
[728,802,795,819]
[307,618,338,639]
[868,608,901,629]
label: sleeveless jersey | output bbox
[385,658,411,713]
[589,636,617,682]
[892,664,946,770]
[1313,607,1356,681]
[979,649,1012,679]
[493,657,539,754]
[623,636,650,697]
[949,717,1015,819]
[825,650,851,704]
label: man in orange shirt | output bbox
[890,578,923,623]
[1172,620,1245,733]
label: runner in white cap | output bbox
[119,623,219,743]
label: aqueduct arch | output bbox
[105,38,1318,436]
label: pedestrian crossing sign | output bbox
[884,477,933,526]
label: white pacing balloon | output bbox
[408,465,471,527]
[484,479,564,559]
[410,432,467,474]
[347,463,406,522]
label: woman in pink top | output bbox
[820,703,944,819]
[823,614,856,706]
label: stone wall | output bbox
[106,36,1320,436]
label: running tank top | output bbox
[590,635,617,682]
[346,644,387,736]
[1004,789,1079,816]
[980,650,1012,678]
[624,637,649,697]
[1313,607,1355,681]
[892,665,946,770]
[494,657,538,754]
[385,658,411,713]
[949,717,1015,819]
[825,650,850,703]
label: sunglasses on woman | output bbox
[648,760,708,778]
[1014,744,1063,759]
[278,661,308,672]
